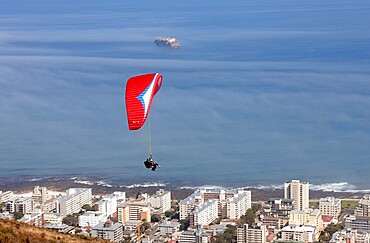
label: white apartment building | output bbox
[117,201,152,224]
[179,189,252,220]
[319,197,341,218]
[281,225,317,243]
[56,188,92,216]
[19,209,44,226]
[237,224,267,243]
[356,195,370,217]
[284,180,309,211]
[43,213,63,225]
[91,221,124,242]
[191,199,218,227]
[329,228,359,243]
[6,196,32,214]
[94,195,117,217]
[179,231,196,243]
[78,211,107,227]
[112,191,126,202]
[179,192,203,220]
[226,191,252,219]
[289,209,324,232]
[148,189,171,214]
[32,186,51,209]
[159,221,180,235]
[0,191,13,203]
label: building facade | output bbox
[190,199,218,228]
[148,189,171,214]
[56,188,92,216]
[280,225,317,243]
[117,201,152,224]
[284,180,309,211]
[319,197,341,218]
[78,211,107,227]
[5,196,32,214]
[226,191,252,219]
[356,195,370,217]
[289,209,323,233]
[91,221,124,242]
[237,224,267,243]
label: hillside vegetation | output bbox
[0,219,108,243]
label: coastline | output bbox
[0,177,366,201]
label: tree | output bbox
[62,213,79,226]
[319,223,344,242]
[13,211,24,220]
[165,210,173,218]
[81,204,93,211]
[211,225,237,243]
[251,203,262,213]
[179,219,189,231]
[138,220,151,233]
[171,212,179,220]
[0,202,5,212]
[238,208,256,226]
[151,214,160,223]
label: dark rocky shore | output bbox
[0,177,365,201]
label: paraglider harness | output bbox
[144,155,160,171]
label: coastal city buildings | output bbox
[289,208,324,232]
[189,199,218,228]
[5,196,32,214]
[0,191,13,203]
[356,195,370,217]
[91,220,124,242]
[78,211,107,227]
[148,189,171,214]
[344,195,370,233]
[2,180,370,243]
[237,224,267,243]
[266,198,294,217]
[284,180,309,211]
[329,228,370,243]
[159,221,180,235]
[94,192,125,217]
[19,209,44,226]
[56,188,92,216]
[179,188,251,222]
[117,200,152,224]
[319,197,341,218]
[280,224,318,242]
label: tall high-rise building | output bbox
[284,180,309,211]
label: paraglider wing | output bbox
[125,73,162,130]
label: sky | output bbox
[0,0,370,188]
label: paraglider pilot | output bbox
[144,155,160,171]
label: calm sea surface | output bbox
[0,0,370,190]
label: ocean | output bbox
[0,0,370,191]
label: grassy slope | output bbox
[0,219,108,243]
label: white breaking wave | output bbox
[123,182,167,189]
[74,180,94,185]
[252,184,284,190]
[179,182,370,193]
[310,182,370,193]
[97,181,113,188]
[179,185,228,190]
[27,178,44,182]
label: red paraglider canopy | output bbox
[125,73,162,130]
